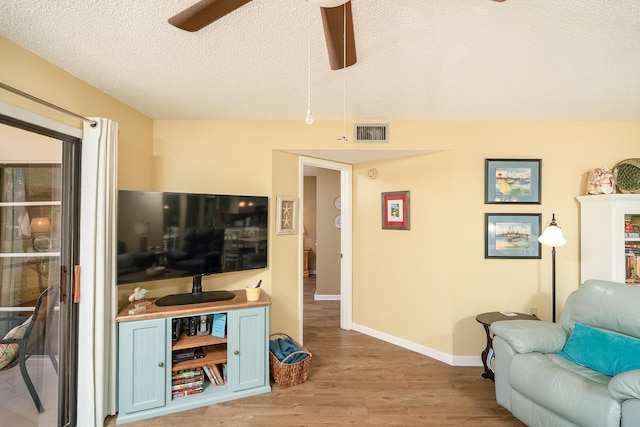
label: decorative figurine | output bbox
[128,287,148,302]
[128,287,150,314]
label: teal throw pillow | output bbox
[558,322,640,376]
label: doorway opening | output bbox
[298,157,352,341]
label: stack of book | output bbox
[626,244,640,283]
[171,368,204,398]
[203,364,227,387]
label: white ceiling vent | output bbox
[354,124,389,143]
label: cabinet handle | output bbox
[234,350,239,355]
[158,362,164,367]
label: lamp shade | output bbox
[30,217,51,234]
[538,214,566,247]
[133,221,150,236]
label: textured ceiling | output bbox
[1,0,639,122]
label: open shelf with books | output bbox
[624,214,640,284]
[172,333,227,351]
[172,346,227,372]
[171,368,205,398]
[171,312,229,373]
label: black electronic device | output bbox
[197,315,211,336]
[155,288,235,307]
[171,318,183,342]
[172,346,206,364]
[116,190,268,286]
[187,316,198,337]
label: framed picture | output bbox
[276,196,297,235]
[381,191,410,230]
[485,213,541,259]
[485,159,541,204]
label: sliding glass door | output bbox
[0,120,79,427]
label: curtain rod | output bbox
[0,82,97,127]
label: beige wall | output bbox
[303,176,317,271]
[5,36,640,359]
[315,168,341,296]
[153,119,640,358]
[0,123,62,161]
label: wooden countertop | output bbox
[116,290,271,323]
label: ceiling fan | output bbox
[168,0,356,70]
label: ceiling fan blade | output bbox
[168,0,252,32]
[320,1,357,70]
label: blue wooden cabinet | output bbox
[116,294,271,425]
[230,307,268,392]
[118,318,166,414]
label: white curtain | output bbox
[77,118,118,427]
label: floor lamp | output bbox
[538,214,567,322]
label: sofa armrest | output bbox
[491,320,567,354]
[609,370,640,402]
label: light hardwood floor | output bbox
[105,277,523,426]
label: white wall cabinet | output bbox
[577,194,640,284]
[116,292,271,424]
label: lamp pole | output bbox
[538,213,566,323]
[551,245,557,323]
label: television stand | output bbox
[116,290,271,424]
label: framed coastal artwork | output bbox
[485,213,541,259]
[276,196,297,235]
[485,159,541,204]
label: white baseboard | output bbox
[351,323,482,367]
[314,293,340,301]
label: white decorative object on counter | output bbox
[586,167,615,195]
[128,287,148,303]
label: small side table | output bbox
[475,311,538,381]
[303,248,310,278]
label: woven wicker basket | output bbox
[269,333,312,388]
[614,158,640,194]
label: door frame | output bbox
[298,156,352,339]
[0,101,82,427]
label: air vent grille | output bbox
[354,124,389,143]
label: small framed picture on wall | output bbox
[276,196,297,235]
[381,191,410,230]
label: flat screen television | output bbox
[117,190,268,287]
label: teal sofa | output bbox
[491,279,640,427]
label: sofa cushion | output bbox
[0,316,32,369]
[491,320,567,353]
[570,280,640,339]
[609,370,640,402]
[558,322,640,376]
[509,352,620,427]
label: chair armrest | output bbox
[609,370,640,402]
[490,320,567,354]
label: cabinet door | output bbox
[229,307,267,392]
[118,318,167,414]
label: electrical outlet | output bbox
[530,307,538,316]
